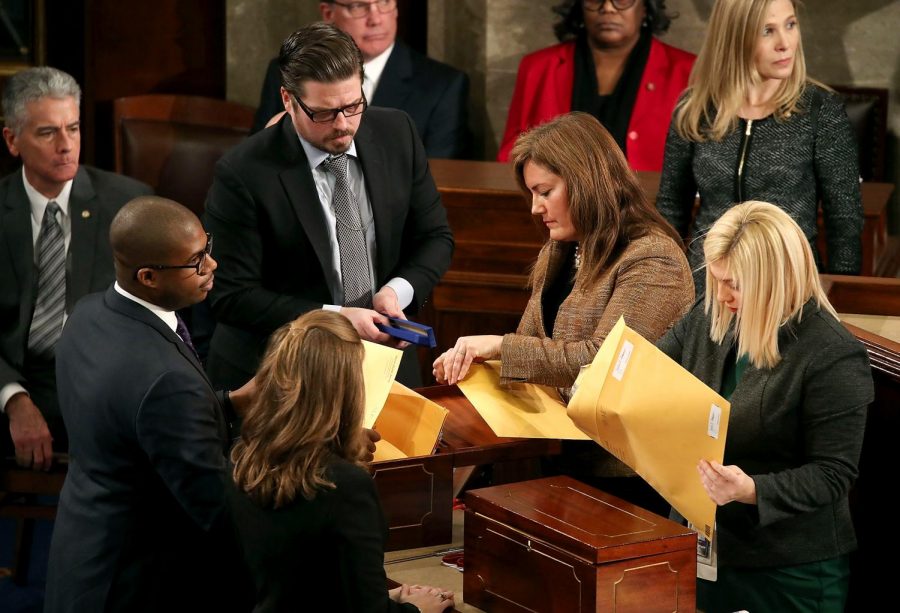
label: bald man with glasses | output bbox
[251,0,470,159]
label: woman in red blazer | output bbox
[498,0,694,172]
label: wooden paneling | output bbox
[424,159,897,375]
[823,275,899,610]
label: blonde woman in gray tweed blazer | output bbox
[433,113,693,509]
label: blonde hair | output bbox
[673,0,815,142]
[231,310,366,508]
[510,112,682,288]
[703,201,836,368]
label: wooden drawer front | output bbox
[372,456,453,550]
[464,511,696,613]
[464,511,596,612]
[595,551,695,612]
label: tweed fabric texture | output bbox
[500,232,694,477]
[657,84,863,293]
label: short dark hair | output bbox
[552,0,676,41]
[278,22,365,97]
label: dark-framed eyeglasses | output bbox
[133,233,213,279]
[292,92,367,124]
[332,0,397,19]
[583,0,638,11]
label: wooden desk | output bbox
[372,385,561,551]
[821,275,900,610]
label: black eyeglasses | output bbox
[332,0,397,19]
[583,0,638,11]
[133,233,213,279]
[292,92,367,124]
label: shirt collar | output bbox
[23,169,73,226]
[113,281,178,332]
[297,134,358,172]
[363,42,394,97]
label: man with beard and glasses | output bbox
[203,22,454,392]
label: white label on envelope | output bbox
[611,340,634,381]
[708,404,722,439]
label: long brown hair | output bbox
[510,112,682,288]
[231,310,366,508]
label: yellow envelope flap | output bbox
[458,361,589,440]
[372,438,406,462]
[373,381,448,458]
[362,340,403,428]
[567,317,731,537]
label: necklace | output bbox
[574,244,582,270]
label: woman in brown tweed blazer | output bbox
[433,112,694,510]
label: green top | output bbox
[720,351,750,401]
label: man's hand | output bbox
[6,393,53,471]
[372,286,403,319]
[339,306,400,345]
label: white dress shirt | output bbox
[362,43,394,102]
[297,134,414,312]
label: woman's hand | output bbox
[698,460,757,505]
[432,335,503,385]
[396,584,455,613]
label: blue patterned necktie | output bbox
[175,314,199,359]
[321,154,373,308]
[28,201,66,357]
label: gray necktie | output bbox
[322,154,373,307]
[28,201,66,357]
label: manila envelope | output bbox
[568,318,730,539]
[372,381,449,462]
[457,361,590,440]
[362,340,403,428]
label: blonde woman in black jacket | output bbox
[657,201,873,613]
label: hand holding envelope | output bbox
[567,318,730,539]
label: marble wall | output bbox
[227,1,899,220]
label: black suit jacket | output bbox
[657,300,873,569]
[226,456,417,613]
[204,108,453,387]
[45,287,249,613]
[0,166,150,435]
[252,41,470,159]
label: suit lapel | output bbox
[1,169,35,332]
[68,167,100,311]
[354,117,391,283]
[104,286,212,388]
[372,42,413,108]
[276,118,337,282]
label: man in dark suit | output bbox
[0,67,151,469]
[205,22,454,391]
[252,0,470,159]
[45,196,253,613]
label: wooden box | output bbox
[372,385,562,551]
[464,475,697,613]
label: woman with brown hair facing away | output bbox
[656,0,863,294]
[435,112,693,512]
[228,310,454,613]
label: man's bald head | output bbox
[110,196,200,275]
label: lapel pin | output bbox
[81,210,91,219]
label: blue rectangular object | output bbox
[375,317,437,348]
